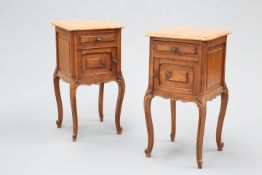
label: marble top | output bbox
[146,28,231,41]
[52,20,124,31]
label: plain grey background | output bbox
[0,0,262,174]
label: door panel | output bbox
[77,47,117,83]
[154,57,195,95]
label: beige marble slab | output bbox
[52,20,124,31]
[146,28,231,41]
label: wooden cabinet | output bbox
[52,21,125,142]
[144,28,231,168]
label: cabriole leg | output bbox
[53,71,63,128]
[98,83,104,122]
[144,88,154,157]
[70,83,78,142]
[216,85,229,151]
[115,75,125,134]
[170,100,176,142]
[196,100,207,169]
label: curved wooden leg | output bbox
[98,83,104,122]
[170,100,176,142]
[196,99,207,169]
[115,75,125,135]
[70,83,78,142]
[53,72,63,128]
[216,85,229,151]
[144,88,154,157]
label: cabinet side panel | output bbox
[192,41,204,96]
[56,28,72,77]
[116,29,121,74]
[149,38,154,89]
[206,42,225,90]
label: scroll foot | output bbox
[170,134,175,142]
[217,142,224,151]
[56,120,62,128]
[72,135,77,142]
[144,148,152,158]
[117,127,123,135]
[197,159,203,169]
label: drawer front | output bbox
[153,58,195,95]
[77,31,116,45]
[77,48,117,82]
[153,41,199,61]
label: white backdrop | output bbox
[0,0,262,174]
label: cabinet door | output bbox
[153,57,197,95]
[77,47,117,84]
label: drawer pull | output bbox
[165,71,173,80]
[170,47,179,53]
[112,58,118,64]
[99,58,106,67]
[96,36,102,41]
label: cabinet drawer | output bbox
[77,48,117,82]
[153,58,196,95]
[153,41,199,61]
[77,32,116,44]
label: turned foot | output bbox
[72,135,77,142]
[197,159,203,169]
[56,120,62,128]
[144,148,152,158]
[116,127,123,135]
[217,142,224,151]
[100,118,104,122]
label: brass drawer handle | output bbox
[96,36,102,41]
[99,58,106,67]
[165,71,172,80]
[170,47,179,53]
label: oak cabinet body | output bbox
[53,21,125,141]
[144,29,230,168]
